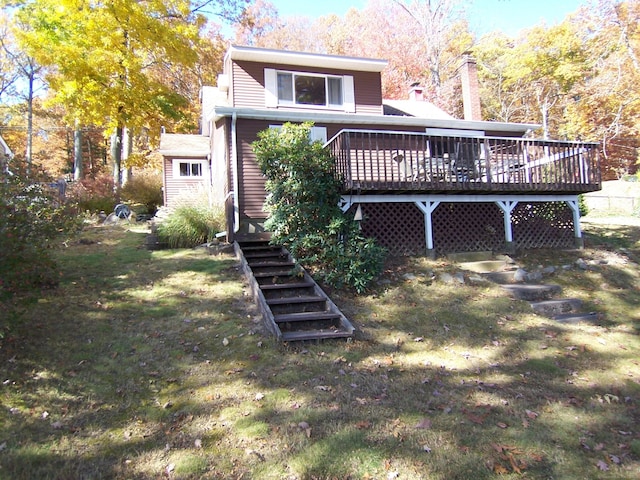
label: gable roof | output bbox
[227,45,388,73]
[159,134,210,158]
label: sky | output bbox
[269,0,588,36]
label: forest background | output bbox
[0,0,638,188]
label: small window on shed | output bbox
[173,159,206,178]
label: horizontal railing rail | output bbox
[325,129,601,194]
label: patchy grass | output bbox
[1,221,640,479]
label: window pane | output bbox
[191,163,202,176]
[179,163,189,176]
[277,73,293,102]
[328,77,343,106]
[294,75,325,105]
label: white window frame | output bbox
[172,159,208,179]
[269,125,328,144]
[265,68,355,113]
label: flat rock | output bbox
[530,298,583,317]
[459,260,509,273]
[501,284,562,301]
[553,312,600,324]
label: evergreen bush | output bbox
[252,122,385,293]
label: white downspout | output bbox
[231,112,240,233]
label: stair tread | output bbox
[244,251,288,259]
[267,295,326,305]
[253,271,295,278]
[249,261,296,268]
[274,311,340,322]
[240,245,281,251]
[260,281,315,290]
[281,329,353,342]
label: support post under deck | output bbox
[566,198,584,249]
[415,200,441,258]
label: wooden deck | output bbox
[325,130,601,195]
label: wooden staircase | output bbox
[235,235,355,342]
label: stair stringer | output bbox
[234,242,355,341]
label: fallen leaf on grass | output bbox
[356,421,372,429]
[525,409,539,419]
[496,422,508,429]
[462,409,486,425]
[492,463,509,474]
[596,460,609,471]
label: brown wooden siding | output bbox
[236,119,271,221]
[232,60,383,115]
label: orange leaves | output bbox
[488,444,535,475]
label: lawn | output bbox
[1,218,639,479]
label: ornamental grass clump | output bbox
[156,188,225,249]
[252,122,386,293]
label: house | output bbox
[161,45,601,256]
[0,133,13,175]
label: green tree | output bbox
[252,122,386,293]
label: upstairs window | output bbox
[265,69,355,112]
[276,72,343,107]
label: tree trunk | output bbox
[26,71,33,170]
[111,126,123,188]
[73,122,83,180]
[121,127,133,186]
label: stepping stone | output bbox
[459,260,510,273]
[501,284,562,301]
[553,312,600,324]
[484,271,520,284]
[447,251,494,262]
[530,298,583,317]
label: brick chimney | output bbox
[408,82,424,101]
[459,52,482,121]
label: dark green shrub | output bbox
[578,194,589,217]
[66,173,118,214]
[157,203,225,249]
[252,122,386,293]
[120,170,163,214]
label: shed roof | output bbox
[159,133,210,157]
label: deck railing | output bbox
[325,129,601,194]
